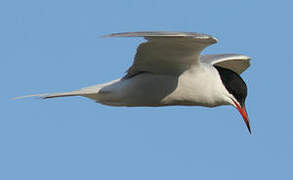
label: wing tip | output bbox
[229,54,251,61]
[208,36,218,43]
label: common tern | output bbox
[18,31,251,133]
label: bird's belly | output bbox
[96,68,227,107]
[95,74,180,106]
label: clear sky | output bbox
[1,0,293,179]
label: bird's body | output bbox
[17,31,252,133]
[81,63,230,107]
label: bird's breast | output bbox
[161,65,229,107]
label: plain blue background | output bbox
[1,0,293,179]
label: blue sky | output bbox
[1,0,293,179]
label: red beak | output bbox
[232,99,251,134]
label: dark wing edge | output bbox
[101,31,218,44]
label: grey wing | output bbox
[200,54,251,74]
[103,31,218,77]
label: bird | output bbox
[17,31,252,133]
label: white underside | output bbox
[78,63,234,107]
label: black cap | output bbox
[214,66,247,106]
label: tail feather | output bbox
[14,79,121,101]
[13,90,83,100]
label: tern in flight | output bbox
[18,31,251,133]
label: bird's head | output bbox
[215,66,251,134]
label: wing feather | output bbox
[200,54,251,74]
[103,31,218,77]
